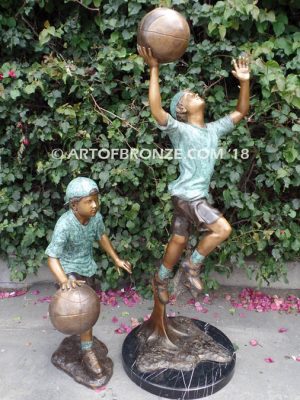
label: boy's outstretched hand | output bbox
[232,56,250,82]
[137,45,159,68]
[115,258,132,275]
[60,277,86,291]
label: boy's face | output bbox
[72,193,100,217]
[181,91,205,115]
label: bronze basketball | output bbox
[49,284,100,335]
[137,7,190,64]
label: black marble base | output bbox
[51,335,113,390]
[122,318,236,399]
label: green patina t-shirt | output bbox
[157,114,235,201]
[45,210,105,277]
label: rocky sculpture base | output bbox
[122,278,236,399]
[122,317,236,399]
[51,335,113,390]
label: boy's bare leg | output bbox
[197,217,232,256]
[80,328,103,376]
[154,234,188,304]
[80,329,93,342]
[182,217,232,291]
[163,234,188,268]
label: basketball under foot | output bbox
[82,349,103,377]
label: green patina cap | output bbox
[64,177,99,204]
[170,91,186,119]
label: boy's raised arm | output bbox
[138,46,168,126]
[230,57,250,125]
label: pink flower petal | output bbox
[229,288,300,314]
[120,323,132,333]
[264,357,275,363]
[37,296,52,303]
[130,317,140,328]
[0,290,27,299]
[31,290,40,295]
[167,311,176,317]
[94,386,106,393]
[203,295,211,304]
[278,327,288,333]
[249,339,258,346]
[111,316,118,324]
[8,70,16,78]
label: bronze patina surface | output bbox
[135,280,232,372]
[49,285,100,335]
[137,8,190,63]
[51,335,113,389]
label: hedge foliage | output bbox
[0,0,299,296]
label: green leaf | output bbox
[277,168,288,178]
[273,22,285,37]
[283,148,298,163]
[126,220,135,229]
[292,124,300,132]
[56,104,76,118]
[265,145,278,153]
[265,60,280,69]
[24,83,37,94]
[208,22,216,34]
[219,25,226,40]
[10,89,21,99]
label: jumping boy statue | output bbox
[138,46,250,304]
[46,177,132,377]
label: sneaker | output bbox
[82,349,103,376]
[181,259,203,291]
[153,272,170,305]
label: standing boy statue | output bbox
[138,46,250,304]
[46,177,132,377]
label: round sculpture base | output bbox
[51,335,113,390]
[122,318,236,399]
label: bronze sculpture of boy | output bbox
[138,46,250,304]
[46,176,132,378]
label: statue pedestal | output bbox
[51,335,113,390]
[122,279,235,399]
[122,318,235,399]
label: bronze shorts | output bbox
[171,196,222,238]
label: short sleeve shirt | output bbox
[45,210,106,277]
[157,114,234,201]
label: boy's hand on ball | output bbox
[232,56,250,81]
[60,278,86,290]
[137,45,159,68]
[115,259,132,275]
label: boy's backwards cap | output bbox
[64,177,99,204]
[170,91,186,119]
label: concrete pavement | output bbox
[0,283,299,400]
